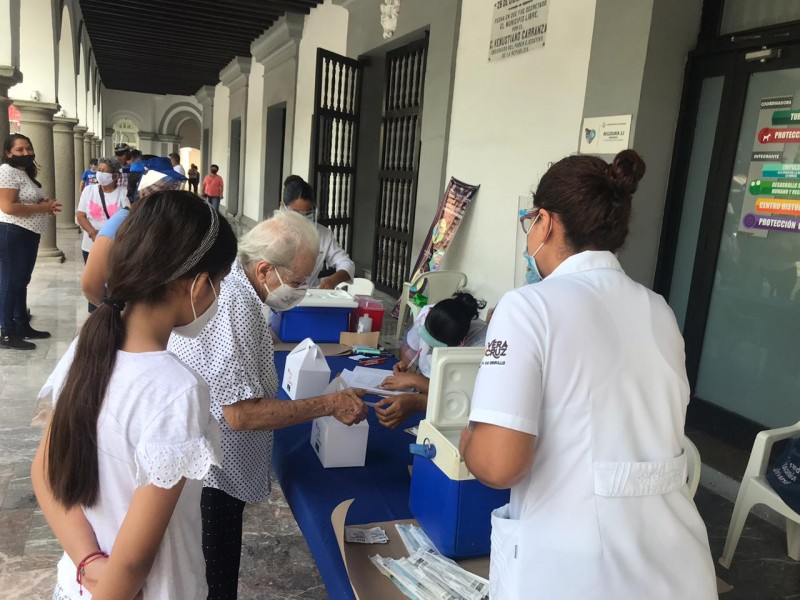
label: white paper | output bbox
[346,526,390,544]
[340,366,406,396]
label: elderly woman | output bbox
[0,134,61,350]
[168,210,367,600]
[460,150,717,599]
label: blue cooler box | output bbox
[408,348,510,560]
[271,290,357,343]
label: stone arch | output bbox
[76,43,87,127]
[110,117,140,149]
[158,102,202,136]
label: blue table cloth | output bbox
[272,353,422,600]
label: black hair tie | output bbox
[102,297,126,312]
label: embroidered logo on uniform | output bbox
[485,339,508,359]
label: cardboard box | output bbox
[311,416,369,468]
[282,338,331,400]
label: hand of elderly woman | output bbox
[328,388,369,425]
[375,393,427,429]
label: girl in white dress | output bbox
[461,150,718,599]
[31,190,238,599]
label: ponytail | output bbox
[47,302,125,506]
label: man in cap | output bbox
[114,143,133,189]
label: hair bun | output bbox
[452,291,486,320]
[606,149,646,198]
[283,174,306,187]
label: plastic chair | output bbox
[335,277,375,296]
[394,270,468,340]
[719,420,800,568]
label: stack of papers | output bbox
[339,366,405,396]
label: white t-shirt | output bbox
[76,185,129,252]
[173,164,186,177]
[0,163,47,234]
[469,251,716,599]
[43,340,221,600]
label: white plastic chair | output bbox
[684,435,701,498]
[719,420,800,568]
[394,270,468,340]
[335,277,375,296]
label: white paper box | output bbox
[282,338,331,400]
[311,416,369,468]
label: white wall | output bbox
[11,0,57,102]
[292,0,348,180]
[443,0,598,307]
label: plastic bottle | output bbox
[357,314,373,333]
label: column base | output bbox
[37,248,66,263]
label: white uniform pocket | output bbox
[490,503,522,600]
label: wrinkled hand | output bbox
[375,393,426,429]
[329,388,368,425]
[81,555,109,595]
[318,277,337,290]
[380,372,422,391]
[40,199,62,215]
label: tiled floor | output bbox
[0,227,799,598]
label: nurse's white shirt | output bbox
[309,223,355,287]
[469,251,717,600]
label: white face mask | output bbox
[96,171,115,186]
[264,267,307,312]
[173,274,219,338]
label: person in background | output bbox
[129,148,142,164]
[187,163,200,194]
[81,157,187,308]
[114,143,132,189]
[202,164,224,211]
[32,191,238,599]
[169,152,186,184]
[281,175,354,289]
[0,134,61,350]
[459,150,717,599]
[79,158,98,193]
[169,210,367,600]
[376,292,487,428]
[76,157,129,312]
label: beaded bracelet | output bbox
[76,550,109,596]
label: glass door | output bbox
[662,43,800,433]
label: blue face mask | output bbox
[522,212,548,285]
[523,247,542,284]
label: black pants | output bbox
[188,178,199,194]
[0,223,39,332]
[81,250,96,312]
[201,487,246,600]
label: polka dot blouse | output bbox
[169,259,277,503]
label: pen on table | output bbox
[360,357,387,366]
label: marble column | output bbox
[73,125,87,197]
[13,100,64,262]
[53,116,78,230]
[83,132,94,170]
[92,135,100,158]
[0,66,22,142]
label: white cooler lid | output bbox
[297,289,358,308]
[425,347,485,429]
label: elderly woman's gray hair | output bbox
[97,156,122,172]
[238,210,320,271]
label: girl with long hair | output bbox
[31,190,237,599]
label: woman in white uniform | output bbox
[460,150,717,599]
[282,175,355,289]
